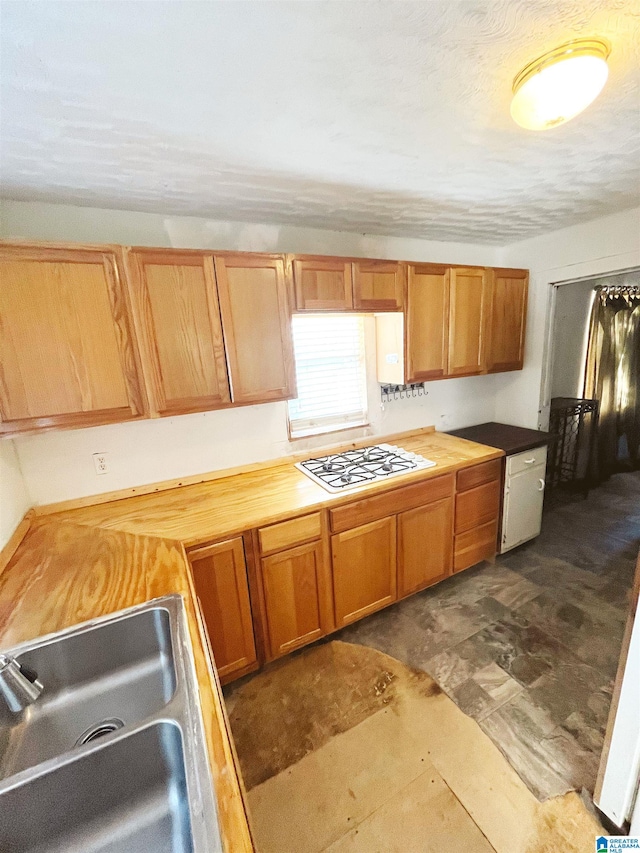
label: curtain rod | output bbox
[596,284,640,295]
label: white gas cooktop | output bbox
[295,443,436,493]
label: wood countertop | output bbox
[0,427,503,853]
[0,520,254,853]
[49,430,504,548]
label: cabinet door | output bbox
[405,263,450,382]
[214,254,296,404]
[486,268,528,373]
[502,466,545,552]
[0,244,144,435]
[126,249,230,416]
[292,256,353,311]
[352,260,405,311]
[398,497,453,597]
[331,516,397,628]
[261,540,332,659]
[188,538,257,680]
[448,267,489,376]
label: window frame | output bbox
[287,313,369,440]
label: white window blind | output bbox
[288,315,368,437]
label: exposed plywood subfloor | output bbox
[225,642,604,853]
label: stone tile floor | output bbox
[336,471,640,800]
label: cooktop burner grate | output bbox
[295,443,436,492]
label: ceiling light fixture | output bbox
[510,38,611,131]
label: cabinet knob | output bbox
[525,458,536,464]
[538,479,545,491]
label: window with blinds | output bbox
[288,315,368,438]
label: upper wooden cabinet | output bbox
[214,253,296,404]
[448,267,490,377]
[292,256,405,313]
[405,263,450,382]
[0,243,144,436]
[125,249,230,416]
[353,260,405,311]
[291,256,353,311]
[0,238,529,437]
[486,268,528,373]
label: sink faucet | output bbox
[0,655,44,713]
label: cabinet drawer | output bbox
[456,458,502,492]
[507,445,547,477]
[454,520,498,572]
[258,512,322,555]
[329,474,454,534]
[455,479,501,534]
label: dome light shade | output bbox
[511,38,610,130]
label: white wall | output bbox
[0,440,31,549]
[0,199,499,265]
[495,206,640,429]
[0,199,506,506]
[596,604,640,829]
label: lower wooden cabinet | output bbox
[190,463,502,683]
[455,479,501,534]
[454,519,498,573]
[187,537,257,681]
[261,540,332,659]
[454,462,502,573]
[398,497,453,597]
[331,516,397,628]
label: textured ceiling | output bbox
[1,0,639,244]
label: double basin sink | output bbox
[0,595,222,852]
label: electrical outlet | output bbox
[92,452,109,475]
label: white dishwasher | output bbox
[501,445,548,553]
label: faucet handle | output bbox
[0,655,44,713]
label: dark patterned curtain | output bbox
[584,282,640,482]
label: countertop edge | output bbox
[48,434,505,550]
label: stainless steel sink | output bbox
[0,606,176,778]
[0,722,193,853]
[0,596,222,853]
